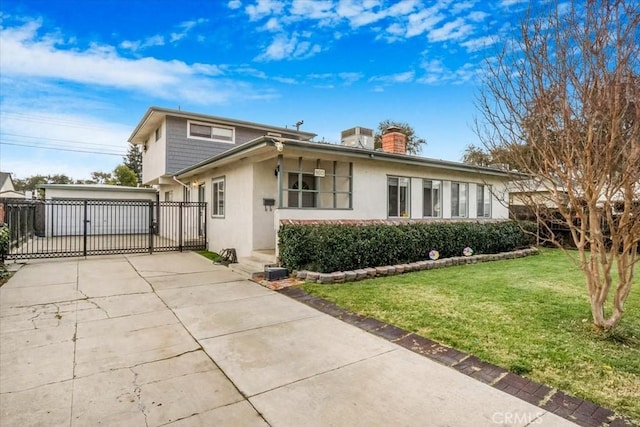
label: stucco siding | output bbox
[252,160,279,250]
[141,123,167,185]
[276,158,510,222]
[196,163,255,257]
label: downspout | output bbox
[172,176,190,189]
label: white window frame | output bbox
[211,177,225,218]
[388,176,410,218]
[477,184,492,218]
[423,179,442,218]
[451,182,468,218]
[188,120,235,144]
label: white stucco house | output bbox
[129,107,515,266]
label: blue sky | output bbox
[0,0,530,181]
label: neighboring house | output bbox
[0,172,24,199]
[129,108,515,259]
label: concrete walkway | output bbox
[0,252,577,426]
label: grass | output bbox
[196,250,222,262]
[301,248,640,422]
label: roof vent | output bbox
[341,127,374,150]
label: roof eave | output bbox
[176,137,524,180]
[128,106,317,144]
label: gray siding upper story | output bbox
[165,116,301,174]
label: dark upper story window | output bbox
[188,120,235,144]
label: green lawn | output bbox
[301,248,640,422]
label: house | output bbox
[0,172,24,199]
[129,108,515,264]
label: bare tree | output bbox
[476,0,639,329]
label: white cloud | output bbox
[450,0,476,14]
[428,17,474,42]
[0,21,267,105]
[387,0,421,16]
[290,0,335,20]
[500,0,527,7]
[369,71,415,84]
[460,35,499,52]
[228,0,242,9]
[169,18,208,43]
[246,0,285,21]
[256,32,322,61]
[338,72,363,84]
[120,34,165,51]
[467,10,488,22]
[417,59,479,85]
[120,19,206,52]
[405,7,446,37]
[336,0,387,28]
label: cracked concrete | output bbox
[1,252,578,426]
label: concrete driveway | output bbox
[0,252,577,426]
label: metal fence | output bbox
[1,199,207,260]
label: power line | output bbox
[0,132,127,149]
[0,141,125,156]
[0,112,116,131]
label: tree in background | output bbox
[476,0,639,329]
[110,165,138,187]
[12,174,74,191]
[373,120,426,155]
[123,143,142,183]
[461,144,493,167]
[90,171,112,184]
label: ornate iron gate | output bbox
[1,199,207,260]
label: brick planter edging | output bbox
[277,286,636,427]
[295,247,540,283]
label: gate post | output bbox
[148,201,154,254]
[178,202,183,252]
[83,200,88,257]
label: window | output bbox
[451,182,468,217]
[164,191,173,202]
[423,179,442,217]
[477,184,491,218]
[279,159,352,209]
[155,126,162,141]
[388,176,410,217]
[211,177,224,217]
[188,121,234,143]
[287,173,316,208]
[183,186,191,202]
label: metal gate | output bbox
[1,199,207,260]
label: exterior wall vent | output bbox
[341,127,374,150]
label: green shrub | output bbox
[279,221,536,273]
[0,223,9,261]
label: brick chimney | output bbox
[381,126,407,154]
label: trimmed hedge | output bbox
[278,221,537,273]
